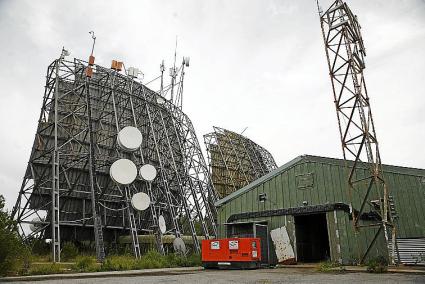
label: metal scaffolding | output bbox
[204,127,277,198]
[318,0,398,264]
[11,54,217,261]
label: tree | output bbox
[0,194,29,276]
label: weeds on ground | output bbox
[366,256,388,273]
[73,256,99,272]
[61,242,79,261]
[101,255,136,271]
[9,250,201,276]
[317,261,345,273]
[100,251,201,271]
[28,263,64,275]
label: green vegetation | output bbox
[0,193,201,277]
[0,194,30,276]
[73,256,99,272]
[101,251,201,271]
[317,261,345,273]
[366,256,388,273]
[101,255,137,271]
[61,242,79,261]
[28,263,63,275]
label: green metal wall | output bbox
[216,156,425,264]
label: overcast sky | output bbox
[0,0,424,210]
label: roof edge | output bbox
[214,155,307,207]
[214,154,425,207]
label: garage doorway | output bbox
[295,214,330,262]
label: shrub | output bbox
[185,253,201,266]
[0,195,31,276]
[136,250,167,269]
[61,242,79,261]
[30,239,50,256]
[366,256,388,273]
[73,256,98,272]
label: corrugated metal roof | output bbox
[215,154,425,207]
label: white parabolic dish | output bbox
[110,159,137,185]
[158,215,166,234]
[139,164,157,181]
[29,217,42,232]
[173,237,186,254]
[131,192,151,211]
[117,126,143,151]
[156,96,166,105]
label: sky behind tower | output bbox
[0,0,424,209]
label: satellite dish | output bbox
[139,164,157,181]
[117,126,143,151]
[131,192,151,211]
[156,96,166,105]
[110,159,137,185]
[173,237,186,254]
[30,217,43,232]
[158,215,166,234]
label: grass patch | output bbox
[366,256,388,273]
[317,261,345,273]
[61,242,79,261]
[28,263,65,275]
[101,255,137,271]
[7,250,201,276]
[100,251,201,272]
[73,256,99,272]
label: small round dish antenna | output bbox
[30,217,43,232]
[131,192,151,211]
[158,215,166,234]
[156,96,166,105]
[110,159,137,185]
[117,126,143,151]
[139,164,157,181]
[173,237,186,254]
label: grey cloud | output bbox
[0,0,424,209]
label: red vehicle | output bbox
[201,238,261,269]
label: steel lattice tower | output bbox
[204,127,277,198]
[318,0,398,263]
[11,54,217,261]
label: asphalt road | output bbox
[6,268,425,284]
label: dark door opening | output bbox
[295,213,330,262]
[255,224,269,265]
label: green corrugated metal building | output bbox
[215,155,425,265]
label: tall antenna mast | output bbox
[318,0,398,264]
[160,60,165,96]
[89,31,96,56]
[85,30,106,262]
[170,36,178,103]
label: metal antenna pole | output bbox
[89,31,96,56]
[160,60,165,96]
[51,48,66,263]
[84,31,105,262]
[170,37,178,103]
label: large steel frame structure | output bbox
[204,127,277,198]
[11,54,217,262]
[318,0,397,263]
